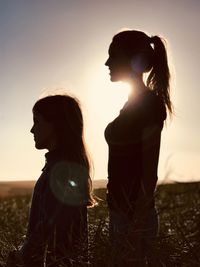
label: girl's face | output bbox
[105,42,132,82]
[30,112,57,151]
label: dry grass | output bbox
[0,182,200,266]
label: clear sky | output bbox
[0,0,200,183]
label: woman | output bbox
[8,95,94,267]
[104,30,173,265]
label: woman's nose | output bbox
[30,125,34,133]
[105,57,110,66]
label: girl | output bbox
[9,95,94,266]
[104,30,173,265]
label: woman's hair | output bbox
[112,30,173,115]
[33,94,95,206]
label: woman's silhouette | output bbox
[8,95,94,267]
[104,30,173,265]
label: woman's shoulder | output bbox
[125,90,162,112]
[126,90,166,122]
[144,90,167,121]
[141,90,158,104]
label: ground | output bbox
[0,182,200,266]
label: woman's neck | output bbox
[128,74,148,99]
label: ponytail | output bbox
[147,36,173,116]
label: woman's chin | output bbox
[35,142,44,150]
[110,72,126,82]
[110,75,119,82]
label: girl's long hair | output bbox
[33,94,95,206]
[113,30,173,116]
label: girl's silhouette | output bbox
[104,30,173,265]
[7,95,94,267]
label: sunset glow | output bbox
[0,1,199,182]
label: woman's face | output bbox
[105,42,131,82]
[30,112,57,151]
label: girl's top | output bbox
[104,90,166,215]
[20,149,89,266]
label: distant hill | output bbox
[0,181,35,197]
[0,179,107,198]
[2,178,199,198]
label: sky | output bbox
[0,0,200,183]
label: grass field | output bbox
[0,182,200,266]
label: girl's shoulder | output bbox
[50,160,89,181]
[49,160,89,206]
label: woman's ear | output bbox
[131,53,152,74]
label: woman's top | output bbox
[20,149,89,266]
[105,90,166,215]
